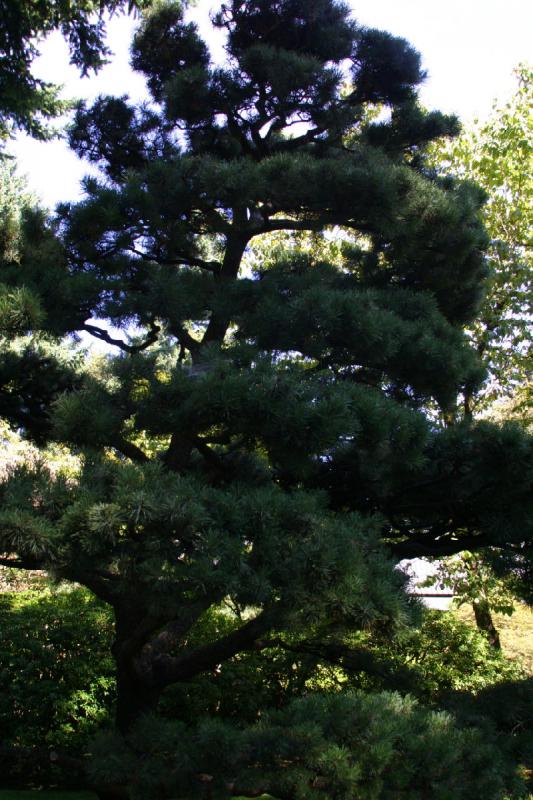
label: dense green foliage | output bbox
[0,0,532,797]
[0,589,114,786]
[89,692,524,800]
[371,610,524,695]
[159,607,526,720]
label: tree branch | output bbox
[143,251,222,275]
[387,534,494,559]
[168,323,202,359]
[64,568,118,604]
[163,432,196,473]
[270,124,327,152]
[125,597,220,685]
[194,437,225,471]
[82,321,160,353]
[152,610,272,687]
[260,636,418,693]
[201,229,249,346]
[264,217,327,233]
[111,437,149,463]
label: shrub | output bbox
[89,692,526,800]
[367,610,525,697]
[0,588,114,786]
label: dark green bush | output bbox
[446,677,533,788]
[89,691,526,800]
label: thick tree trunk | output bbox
[111,605,165,734]
[93,639,163,799]
[473,600,501,649]
[202,231,248,346]
[115,661,162,734]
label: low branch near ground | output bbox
[111,436,149,463]
[0,555,43,570]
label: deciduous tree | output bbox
[431,64,532,412]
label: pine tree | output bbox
[1,1,532,797]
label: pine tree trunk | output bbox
[111,606,164,734]
[115,660,162,734]
[473,600,501,649]
[90,656,162,800]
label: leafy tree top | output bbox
[430,64,532,409]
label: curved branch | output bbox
[387,534,502,560]
[264,217,326,233]
[168,323,202,359]
[0,556,118,605]
[201,230,249,346]
[130,247,222,274]
[270,124,326,152]
[111,437,149,464]
[261,636,418,693]
[65,568,118,604]
[82,321,160,353]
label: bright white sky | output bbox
[7,0,533,210]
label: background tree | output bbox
[0,1,532,797]
[407,66,533,647]
[487,379,532,432]
[423,552,516,649]
[430,64,532,413]
[0,163,47,333]
[421,379,533,648]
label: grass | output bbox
[456,601,533,674]
[0,793,97,799]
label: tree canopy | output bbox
[0,1,532,797]
[0,0,151,142]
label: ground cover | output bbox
[0,795,265,800]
